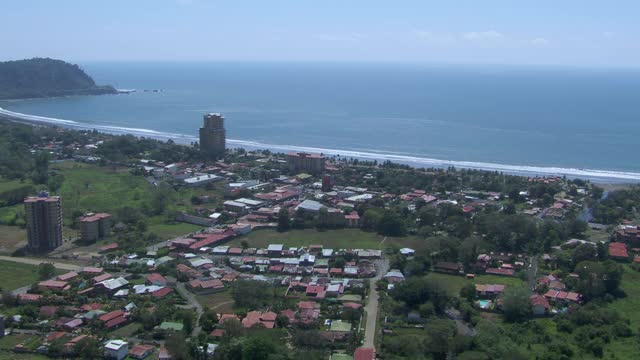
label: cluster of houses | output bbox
[431,252,528,278]
[472,273,583,315]
[3,262,188,359]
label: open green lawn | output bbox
[53,163,152,223]
[146,216,203,240]
[0,260,47,290]
[110,322,142,338]
[0,178,32,193]
[602,265,640,358]
[426,272,525,296]
[0,334,31,350]
[196,290,235,313]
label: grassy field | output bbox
[52,162,152,223]
[0,225,27,255]
[602,265,640,358]
[0,260,47,290]
[146,216,203,240]
[0,178,32,193]
[196,289,235,313]
[426,272,525,296]
[110,322,142,338]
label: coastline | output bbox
[1,106,639,184]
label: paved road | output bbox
[362,258,389,349]
[0,255,82,271]
[176,282,204,337]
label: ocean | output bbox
[2,62,640,181]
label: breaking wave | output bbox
[1,106,639,183]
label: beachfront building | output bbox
[199,113,226,159]
[79,212,112,243]
[24,192,63,252]
[287,152,325,174]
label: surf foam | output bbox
[1,107,639,183]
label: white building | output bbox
[184,174,223,187]
[104,340,128,360]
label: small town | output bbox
[0,113,638,360]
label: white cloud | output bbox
[531,37,550,46]
[462,31,504,41]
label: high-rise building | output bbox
[79,212,112,243]
[24,192,63,252]
[199,113,226,158]
[287,152,326,174]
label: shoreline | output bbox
[1,106,639,184]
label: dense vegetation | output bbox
[0,58,116,99]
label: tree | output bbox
[575,260,624,299]
[38,263,56,280]
[376,210,405,236]
[316,207,329,230]
[165,333,191,360]
[502,287,531,323]
[200,308,219,332]
[460,284,476,301]
[424,319,456,359]
[223,318,244,338]
[571,243,596,268]
[276,208,290,232]
[74,337,101,360]
[242,336,276,360]
[31,151,50,184]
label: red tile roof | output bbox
[17,293,42,302]
[242,311,277,329]
[81,267,104,274]
[152,287,174,298]
[354,347,376,360]
[99,310,124,323]
[609,242,629,258]
[530,294,550,309]
[58,271,78,281]
[210,328,225,337]
[46,331,68,342]
[485,268,515,276]
[189,232,233,250]
[146,273,167,284]
[80,213,111,222]
[105,315,128,329]
[92,273,113,283]
[38,280,68,289]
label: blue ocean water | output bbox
[2,62,640,174]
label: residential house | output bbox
[104,340,128,360]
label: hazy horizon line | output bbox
[3,57,640,71]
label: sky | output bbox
[2,0,640,67]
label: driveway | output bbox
[362,258,389,349]
[176,282,204,337]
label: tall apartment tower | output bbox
[199,113,226,159]
[24,192,63,252]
